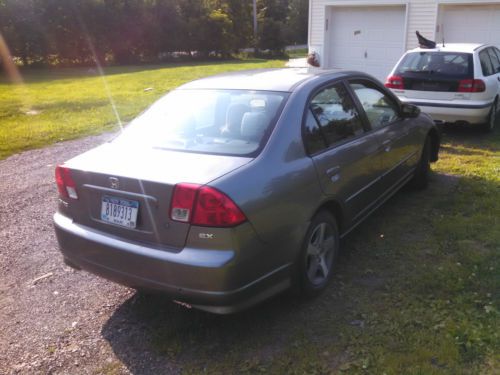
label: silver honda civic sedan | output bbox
[54,68,440,313]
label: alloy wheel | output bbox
[305,222,335,286]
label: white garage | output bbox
[308,0,500,81]
[436,4,500,46]
[325,5,407,80]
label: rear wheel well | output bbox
[427,128,440,162]
[315,200,344,235]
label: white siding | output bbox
[310,0,327,46]
[405,1,437,49]
[309,0,500,57]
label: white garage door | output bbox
[438,5,500,47]
[326,6,406,81]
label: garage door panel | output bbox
[328,6,406,80]
[367,47,396,61]
[440,5,500,47]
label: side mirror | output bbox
[401,103,421,118]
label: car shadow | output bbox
[100,286,329,373]
[441,121,500,147]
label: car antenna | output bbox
[442,24,445,47]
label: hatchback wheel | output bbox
[484,100,497,132]
[409,136,431,190]
[299,211,339,297]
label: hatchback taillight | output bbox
[458,79,485,93]
[55,165,78,199]
[384,75,405,89]
[170,183,246,227]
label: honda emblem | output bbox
[109,177,120,189]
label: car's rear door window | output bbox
[479,49,494,76]
[304,83,364,152]
[487,48,500,74]
[348,80,400,130]
[494,47,500,65]
[304,110,328,154]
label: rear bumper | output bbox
[401,99,492,124]
[53,212,291,313]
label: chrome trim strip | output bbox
[346,150,417,204]
[383,150,417,177]
[341,168,415,239]
[409,101,493,109]
[345,175,382,203]
[82,184,158,204]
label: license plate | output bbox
[101,196,139,228]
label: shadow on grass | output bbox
[441,120,500,151]
[100,289,319,373]
[2,59,283,84]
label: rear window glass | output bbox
[395,51,473,78]
[116,89,287,156]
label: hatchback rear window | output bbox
[395,51,473,78]
[116,89,287,156]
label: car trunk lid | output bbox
[62,143,251,251]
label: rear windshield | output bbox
[395,51,473,78]
[116,89,288,156]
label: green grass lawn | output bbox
[0,59,285,160]
[286,48,308,59]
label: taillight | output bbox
[170,183,246,227]
[55,165,78,199]
[170,183,199,222]
[384,75,404,89]
[458,79,485,93]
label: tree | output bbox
[0,0,310,66]
[256,0,288,55]
[286,0,308,44]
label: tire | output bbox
[299,211,339,297]
[409,136,431,190]
[484,100,497,133]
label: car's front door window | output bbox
[348,81,399,130]
[304,109,328,154]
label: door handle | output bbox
[381,139,391,152]
[326,166,340,175]
[326,166,341,183]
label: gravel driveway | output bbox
[0,133,155,374]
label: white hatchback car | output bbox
[385,43,500,131]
